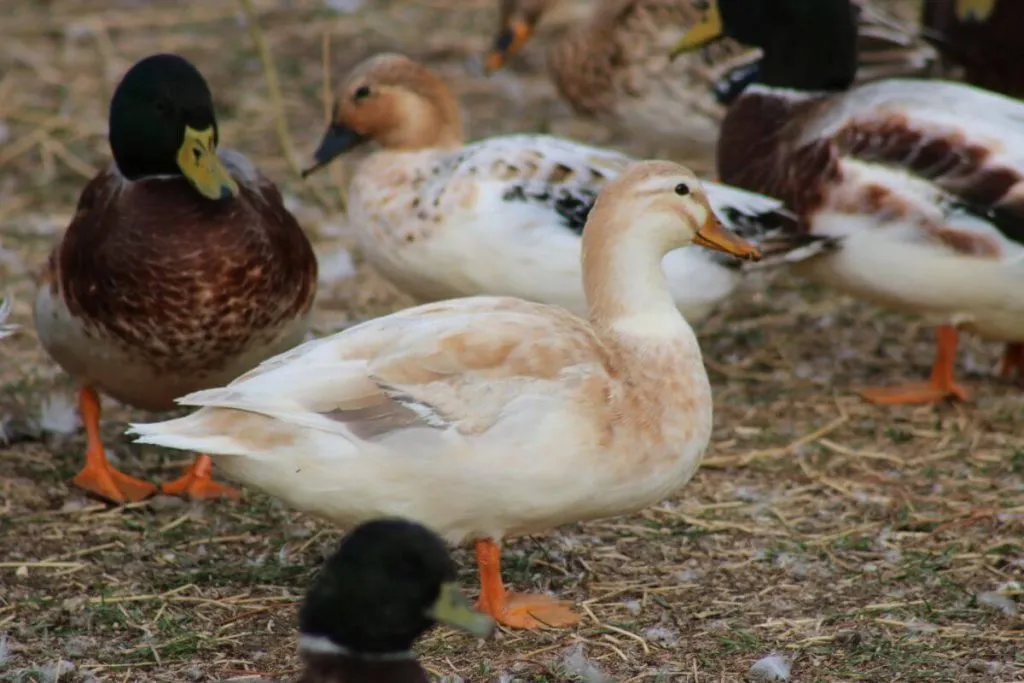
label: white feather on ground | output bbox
[559,643,613,683]
[0,295,17,340]
[749,654,792,682]
[36,392,81,436]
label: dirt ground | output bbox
[1,0,1022,681]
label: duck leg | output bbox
[161,454,241,501]
[73,386,157,503]
[473,539,579,629]
[860,325,971,405]
[999,342,1023,383]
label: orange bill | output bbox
[693,211,762,262]
[484,19,534,73]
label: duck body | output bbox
[348,133,793,323]
[135,155,763,628]
[134,294,712,543]
[678,0,1024,401]
[488,0,936,158]
[34,53,317,503]
[36,150,315,412]
[544,0,753,156]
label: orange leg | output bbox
[999,343,1023,383]
[161,454,241,501]
[860,325,971,405]
[473,539,579,629]
[72,387,157,503]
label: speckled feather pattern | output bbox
[35,150,317,410]
[346,132,810,320]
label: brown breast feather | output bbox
[50,166,317,373]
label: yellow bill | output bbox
[669,1,724,59]
[176,125,239,200]
[426,582,495,639]
[693,210,762,262]
[955,0,996,21]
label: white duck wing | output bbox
[808,80,1024,219]
[790,80,1024,254]
[476,135,819,256]
[131,297,611,453]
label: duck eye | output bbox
[674,182,690,196]
[155,99,172,114]
[354,85,372,101]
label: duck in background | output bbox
[297,53,817,325]
[482,0,938,158]
[671,0,1024,404]
[131,160,760,629]
[34,54,317,503]
[296,519,494,683]
[921,0,1024,99]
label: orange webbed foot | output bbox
[73,458,157,504]
[473,538,579,630]
[161,454,241,501]
[487,593,581,629]
[74,386,157,503]
[859,381,970,405]
[860,325,970,405]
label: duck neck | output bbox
[299,647,427,683]
[753,0,858,92]
[581,213,693,343]
[383,91,465,151]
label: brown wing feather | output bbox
[831,113,1023,210]
[717,91,1024,255]
[717,93,841,220]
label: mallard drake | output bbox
[671,0,1024,403]
[483,0,937,157]
[0,295,16,340]
[921,0,1024,99]
[296,53,808,324]
[131,160,760,629]
[34,54,317,503]
[297,519,494,683]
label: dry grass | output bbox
[1,1,1022,681]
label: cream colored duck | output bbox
[673,0,1024,403]
[483,0,938,158]
[299,53,811,324]
[130,160,761,630]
